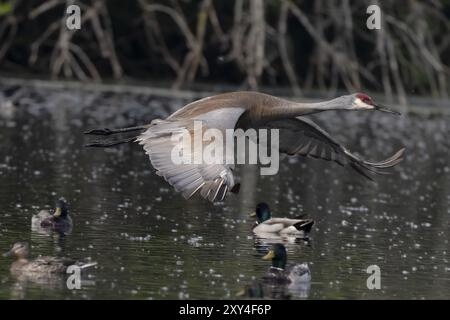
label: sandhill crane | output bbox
[85,92,405,202]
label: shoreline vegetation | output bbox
[1,76,449,116]
[0,1,449,107]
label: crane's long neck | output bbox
[274,96,346,118]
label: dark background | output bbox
[0,0,449,104]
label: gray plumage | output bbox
[88,91,405,202]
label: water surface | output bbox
[0,85,449,299]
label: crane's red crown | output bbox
[356,93,374,105]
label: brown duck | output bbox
[3,242,96,276]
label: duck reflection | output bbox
[239,244,311,299]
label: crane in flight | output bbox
[85,92,405,202]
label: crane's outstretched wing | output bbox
[260,117,405,180]
[136,118,237,202]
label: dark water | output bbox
[0,85,449,299]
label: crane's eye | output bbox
[356,93,373,105]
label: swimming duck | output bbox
[262,244,311,285]
[31,199,72,233]
[2,242,96,275]
[250,202,314,236]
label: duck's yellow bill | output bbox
[249,211,256,217]
[53,207,62,217]
[262,250,275,260]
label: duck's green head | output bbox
[53,199,68,218]
[262,244,287,270]
[3,241,30,259]
[250,202,271,223]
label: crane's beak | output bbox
[374,103,401,115]
[249,211,256,217]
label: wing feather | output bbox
[136,109,245,202]
[260,117,404,180]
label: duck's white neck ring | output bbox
[270,266,285,272]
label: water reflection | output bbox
[0,85,449,299]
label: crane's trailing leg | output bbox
[84,125,147,136]
[84,125,147,148]
[84,136,137,148]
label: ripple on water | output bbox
[0,87,449,299]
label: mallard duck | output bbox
[250,202,314,235]
[262,244,311,284]
[2,242,96,276]
[31,199,72,233]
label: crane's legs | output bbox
[84,125,147,148]
[84,125,147,136]
[84,137,137,148]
